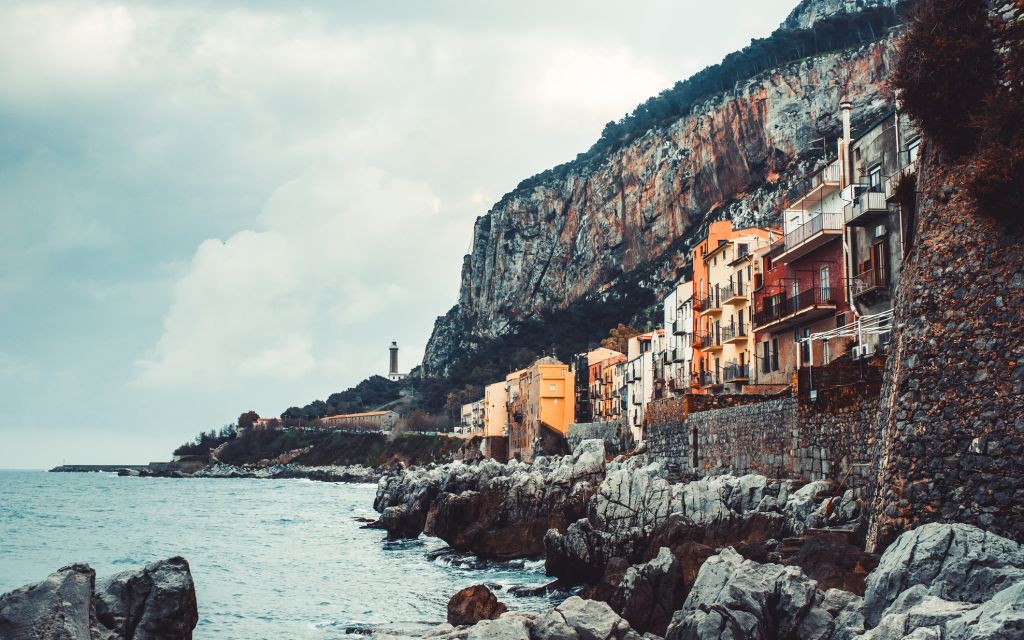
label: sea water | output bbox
[0,470,563,639]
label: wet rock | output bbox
[94,556,198,640]
[447,585,507,626]
[374,441,607,557]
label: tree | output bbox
[237,411,259,431]
[601,323,641,355]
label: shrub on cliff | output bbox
[893,0,1023,222]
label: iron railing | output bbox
[852,267,888,297]
[722,324,748,342]
[778,212,844,256]
[754,286,836,327]
[845,190,889,224]
[723,363,750,382]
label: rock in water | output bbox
[532,596,641,640]
[447,585,507,626]
[0,558,198,640]
[0,563,98,640]
[94,556,198,640]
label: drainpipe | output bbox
[839,98,857,323]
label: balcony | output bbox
[845,190,889,227]
[772,212,845,264]
[700,292,723,315]
[885,149,918,202]
[672,346,687,363]
[699,371,722,388]
[672,316,688,335]
[702,331,723,353]
[721,324,748,345]
[754,286,838,332]
[722,281,747,304]
[789,161,843,213]
[852,267,890,301]
[723,363,750,383]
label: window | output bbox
[771,337,780,371]
[762,342,771,374]
[764,255,773,271]
[868,164,883,192]
[801,328,811,364]
[820,266,830,300]
[823,341,831,365]
[907,137,921,164]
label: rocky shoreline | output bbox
[368,440,1024,639]
[115,462,382,483]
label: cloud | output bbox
[135,162,461,388]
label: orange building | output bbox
[507,357,576,462]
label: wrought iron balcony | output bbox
[754,286,838,332]
[723,363,750,382]
[700,291,722,314]
[699,371,721,388]
[672,316,688,335]
[722,281,747,304]
[852,267,889,300]
[721,324,748,344]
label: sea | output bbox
[0,470,566,639]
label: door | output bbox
[820,266,831,302]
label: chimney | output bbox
[840,98,853,187]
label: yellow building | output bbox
[507,357,575,462]
[482,380,510,461]
[696,227,775,393]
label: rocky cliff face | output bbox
[783,0,903,29]
[425,22,898,375]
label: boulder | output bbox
[466,612,537,640]
[664,548,837,640]
[0,563,98,640]
[862,522,1024,626]
[532,597,640,640]
[0,558,198,640]
[446,585,507,626]
[94,556,198,640]
[608,548,684,637]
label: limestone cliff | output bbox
[424,3,903,376]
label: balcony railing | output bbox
[699,371,721,387]
[754,286,837,328]
[852,267,889,298]
[701,331,722,350]
[672,316,687,335]
[701,291,722,312]
[810,161,842,190]
[845,190,889,226]
[776,212,844,262]
[672,346,687,363]
[723,363,750,382]
[722,281,746,303]
[721,324,748,343]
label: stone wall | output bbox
[568,421,633,456]
[646,382,881,491]
[868,140,1024,549]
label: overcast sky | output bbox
[0,0,797,468]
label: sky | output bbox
[0,0,797,468]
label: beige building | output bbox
[482,381,510,461]
[696,228,775,393]
[459,400,484,435]
[320,410,399,434]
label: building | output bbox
[624,330,664,442]
[753,140,851,388]
[482,380,510,461]
[387,341,407,381]
[663,279,694,395]
[574,347,624,423]
[506,357,575,462]
[842,104,918,357]
[587,351,627,422]
[320,410,399,434]
[692,221,776,393]
[459,400,484,435]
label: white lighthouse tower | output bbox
[387,341,406,381]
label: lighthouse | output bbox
[388,341,406,381]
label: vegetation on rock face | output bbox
[892,0,1023,221]
[280,375,402,422]
[507,4,911,198]
[601,324,642,355]
[173,424,236,457]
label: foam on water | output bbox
[0,470,566,639]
